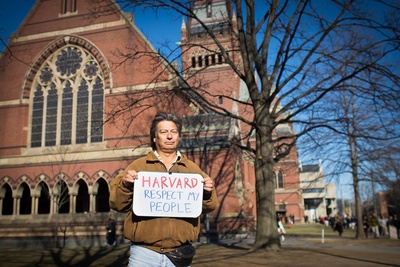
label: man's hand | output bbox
[122,170,138,188]
[203,176,214,193]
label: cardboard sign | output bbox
[133,171,204,218]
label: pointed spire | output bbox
[232,9,236,22]
[181,17,187,42]
[181,18,186,31]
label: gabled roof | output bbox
[179,113,233,149]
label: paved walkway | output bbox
[0,235,399,266]
[194,235,400,267]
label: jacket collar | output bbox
[148,150,184,164]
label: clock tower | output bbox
[180,0,251,116]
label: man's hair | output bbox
[150,112,182,150]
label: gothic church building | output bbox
[0,0,304,246]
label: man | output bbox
[109,112,218,267]
[369,214,380,239]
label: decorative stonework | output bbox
[77,172,85,179]
[23,35,111,99]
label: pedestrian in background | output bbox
[277,214,286,241]
[334,216,344,236]
[363,215,370,238]
[379,215,388,237]
[369,214,380,239]
[391,214,399,238]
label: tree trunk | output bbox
[252,113,281,250]
[350,136,366,239]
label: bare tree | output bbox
[36,146,82,247]
[92,0,400,250]
[303,66,400,236]
[301,86,399,238]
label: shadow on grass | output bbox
[3,245,130,267]
[52,246,129,267]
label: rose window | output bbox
[84,62,99,79]
[56,47,82,77]
[39,68,53,84]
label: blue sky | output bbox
[0,0,182,52]
[0,1,33,48]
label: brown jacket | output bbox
[109,151,218,253]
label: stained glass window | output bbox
[31,85,44,147]
[76,80,89,144]
[61,81,73,145]
[91,78,104,143]
[30,45,104,147]
[45,84,58,147]
[277,171,284,188]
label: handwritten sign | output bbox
[133,171,204,218]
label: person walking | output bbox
[392,214,400,238]
[363,215,370,238]
[109,112,218,267]
[277,214,286,241]
[379,215,388,237]
[369,214,380,239]
[334,216,344,236]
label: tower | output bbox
[180,0,250,115]
[180,0,258,227]
[180,0,304,224]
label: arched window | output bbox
[191,57,196,68]
[205,55,209,66]
[19,183,31,215]
[272,172,277,189]
[1,184,13,215]
[277,171,284,189]
[75,179,89,213]
[37,181,51,214]
[198,56,203,67]
[211,54,216,64]
[55,180,70,214]
[218,53,223,64]
[95,178,110,213]
[30,45,104,147]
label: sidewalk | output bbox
[0,235,399,266]
[193,235,400,267]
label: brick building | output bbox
[0,0,303,246]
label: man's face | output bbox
[154,120,180,152]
